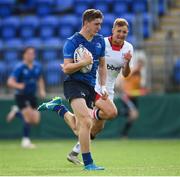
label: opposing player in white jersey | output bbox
[67,18,134,165]
[95,35,133,101]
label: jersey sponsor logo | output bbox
[96,43,102,48]
[95,43,102,56]
[107,64,121,71]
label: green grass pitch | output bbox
[0,139,180,176]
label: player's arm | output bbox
[98,38,107,86]
[98,57,107,86]
[38,77,46,98]
[98,38,108,99]
[122,50,132,77]
[7,77,24,90]
[7,66,25,90]
[98,57,108,99]
[63,52,92,74]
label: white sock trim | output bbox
[72,142,81,153]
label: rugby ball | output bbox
[74,45,93,73]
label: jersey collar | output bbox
[78,32,94,42]
[108,36,124,51]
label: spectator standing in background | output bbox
[115,58,148,137]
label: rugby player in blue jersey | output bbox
[7,47,46,148]
[38,9,119,170]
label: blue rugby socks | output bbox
[15,111,23,120]
[53,105,68,118]
[23,122,30,138]
[16,111,30,138]
[82,152,93,166]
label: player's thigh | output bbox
[15,95,31,123]
[91,119,106,136]
[95,98,118,118]
[26,95,40,124]
[71,98,93,128]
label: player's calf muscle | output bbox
[96,101,118,119]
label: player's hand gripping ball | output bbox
[74,45,93,73]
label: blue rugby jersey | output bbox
[63,32,105,87]
[10,61,42,95]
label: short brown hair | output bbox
[113,18,129,28]
[22,46,35,58]
[82,9,103,25]
[22,46,35,55]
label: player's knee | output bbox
[111,107,118,118]
[82,119,92,130]
[105,107,118,119]
[32,117,40,125]
[29,111,40,125]
[29,117,40,125]
[79,115,92,129]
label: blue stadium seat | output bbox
[58,25,74,39]
[131,0,147,14]
[20,16,39,39]
[61,14,80,30]
[0,41,3,63]
[74,2,89,15]
[93,2,109,13]
[0,61,6,84]
[101,24,112,37]
[4,39,21,63]
[44,60,63,86]
[127,35,137,46]
[43,38,62,48]
[142,13,153,38]
[103,14,116,26]
[59,15,78,27]
[0,0,15,17]
[121,13,135,35]
[158,0,168,15]
[173,59,180,84]
[5,38,23,49]
[1,17,20,40]
[36,0,54,16]
[113,1,129,16]
[39,16,58,39]
[42,38,62,62]
[3,50,19,62]
[0,40,3,50]
[24,38,42,49]
[102,0,114,5]
[6,59,20,76]
[55,0,73,13]
[17,0,36,13]
[42,49,58,62]
[74,0,92,4]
